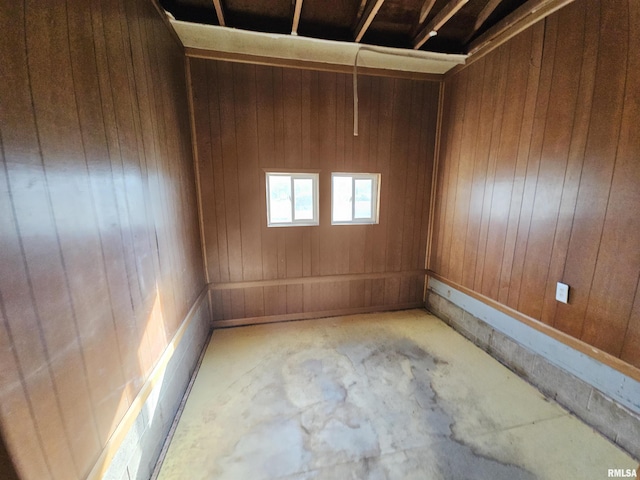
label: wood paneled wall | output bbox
[431,0,640,369]
[189,59,439,324]
[0,1,204,479]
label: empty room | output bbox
[1,0,638,478]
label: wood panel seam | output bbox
[185,58,211,286]
[425,82,444,275]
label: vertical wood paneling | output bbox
[496,22,545,307]
[373,77,394,276]
[473,46,509,293]
[1,2,83,477]
[26,1,103,471]
[0,0,205,478]
[623,283,640,366]
[384,78,411,305]
[191,59,218,284]
[429,78,455,274]
[539,0,599,326]
[255,66,280,317]
[517,5,585,319]
[440,73,466,281]
[284,69,306,313]
[480,31,530,301]
[459,57,487,288]
[555,0,629,340]
[582,0,639,355]
[432,0,640,369]
[399,81,423,303]
[192,60,438,321]
[416,83,436,272]
[91,0,148,378]
[0,153,57,479]
[617,0,640,367]
[448,61,481,286]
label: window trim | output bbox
[331,172,381,225]
[265,171,319,227]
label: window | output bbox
[266,172,319,227]
[331,173,380,225]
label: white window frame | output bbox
[331,172,381,225]
[265,172,319,227]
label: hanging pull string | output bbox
[353,47,361,136]
[353,45,444,136]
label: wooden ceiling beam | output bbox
[354,0,386,43]
[461,0,501,44]
[473,0,502,32]
[413,0,469,49]
[354,0,369,25]
[419,0,437,24]
[212,0,225,26]
[467,0,575,55]
[291,0,304,34]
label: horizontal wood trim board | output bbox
[210,270,428,290]
[87,287,210,480]
[261,167,323,173]
[427,273,640,383]
[185,47,444,82]
[211,302,425,328]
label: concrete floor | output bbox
[157,309,637,480]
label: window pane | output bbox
[332,176,352,222]
[293,178,313,220]
[354,179,372,219]
[269,175,292,223]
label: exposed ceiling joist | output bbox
[461,0,501,44]
[474,0,502,32]
[172,21,467,76]
[291,0,304,34]
[413,0,469,49]
[354,0,369,25]
[212,0,225,26]
[354,0,386,43]
[467,0,575,55]
[168,0,576,58]
[419,0,437,24]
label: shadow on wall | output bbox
[0,432,20,480]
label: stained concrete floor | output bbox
[157,309,636,480]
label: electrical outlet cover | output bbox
[556,282,569,304]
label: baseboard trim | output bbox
[211,302,424,328]
[426,279,640,460]
[427,272,640,383]
[150,326,213,480]
[210,270,427,291]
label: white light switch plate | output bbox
[556,282,569,304]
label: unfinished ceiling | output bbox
[160,0,529,54]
